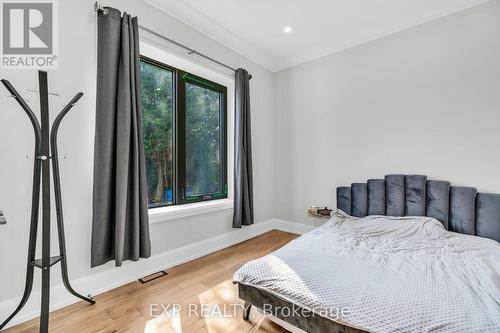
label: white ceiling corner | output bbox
[144,0,490,72]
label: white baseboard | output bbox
[0,218,313,329]
[273,219,315,235]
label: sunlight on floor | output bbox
[144,309,183,333]
[198,280,249,332]
[143,279,257,333]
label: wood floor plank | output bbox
[3,230,297,333]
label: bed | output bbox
[233,174,500,333]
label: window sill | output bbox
[148,199,234,224]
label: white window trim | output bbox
[140,38,235,224]
[149,199,234,224]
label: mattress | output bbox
[234,212,500,332]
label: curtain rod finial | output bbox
[94,1,109,15]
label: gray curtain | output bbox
[91,8,151,267]
[233,69,254,228]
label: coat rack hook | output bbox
[27,89,60,97]
[7,94,32,104]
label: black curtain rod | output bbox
[93,1,252,79]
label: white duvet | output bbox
[234,212,500,332]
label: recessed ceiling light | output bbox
[284,26,292,33]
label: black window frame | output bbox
[140,55,228,208]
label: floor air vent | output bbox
[138,270,168,284]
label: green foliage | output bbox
[185,82,222,197]
[140,61,173,205]
[140,61,224,206]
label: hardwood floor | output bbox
[4,231,298,333]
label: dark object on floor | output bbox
[243,301,251,321]
[308,207,333,216]
[0,211,6,225]
[138,270,168,284]
[0,71,95,333]
[317,207,333,216]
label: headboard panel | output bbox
[367,179,385,215]
[405,175,427,216]
[449,186,477,235]
[336,187,352,215]
[385,175,405,216]
[351,183,368,218]
[476,193,500,241]
[336,174,500,243]
[426,180,451,229]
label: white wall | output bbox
[274,1,500,224]
[1,0,499,325]
[0,0,275,303]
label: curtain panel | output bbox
[233,68,254,228]
[91,8,151,267]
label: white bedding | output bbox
[233,212,500,332]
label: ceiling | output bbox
[145,0,488,72]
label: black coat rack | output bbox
[0,71,95,333]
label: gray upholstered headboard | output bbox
[336,174,500,243]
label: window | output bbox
[140,57,227,208]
